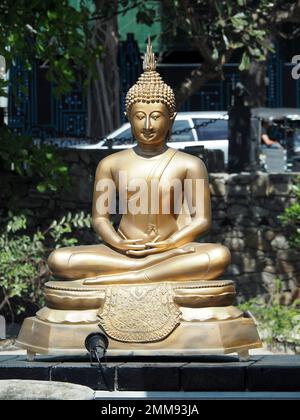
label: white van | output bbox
[73,111,229,163]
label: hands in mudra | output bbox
[114,237,195,257]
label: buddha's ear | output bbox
[170,112,177,122]
[167,112,177,141]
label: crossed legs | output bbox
[48,243,230,284]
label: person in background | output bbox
[261,120,284,149]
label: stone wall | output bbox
[209,172,299,303]
[1,149,299,302]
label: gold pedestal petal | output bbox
[180,306,243,322]
[36,307,99,324]
[44,281,106,310]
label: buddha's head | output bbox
[125,39,176,146]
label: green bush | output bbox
[0,211,91,321]
[278,175,300,248]
[239,280,300,353]
[0,126,70,207]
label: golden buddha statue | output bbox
[17,40,261,359]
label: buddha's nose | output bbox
[144,115,152,130]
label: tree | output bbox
[154,0,300,108]
[0,1,159,136]
[87,0,120,137]
[1,1,299,133]
[0,1,103,96]
[85,0,159,136]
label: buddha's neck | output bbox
[134,143,168,158]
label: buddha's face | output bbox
[128,102,174,146]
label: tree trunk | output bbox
[240,60,268,107]
[87,0,120,138]
[240,35,275,108]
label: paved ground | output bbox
[94,390,300,400]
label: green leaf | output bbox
[226,0,233,15]
[36,183,47,193]
[47,11,58,20]
[218,19,226,28]
[222,32,229,47]
[239,52,250,71]
[231,13,248,31]
[212,48,219,61]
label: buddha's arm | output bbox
[92,158,145,252]
[168,158,211,247]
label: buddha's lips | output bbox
[142,131,155,139]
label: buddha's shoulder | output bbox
[96,149,131,168]
[174,149,207,171]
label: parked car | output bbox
[71,111,229,163]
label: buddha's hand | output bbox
[179,245,196,254]
[113,238,146,252]
[126,238,177,256]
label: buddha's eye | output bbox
[136,113,145,120]
[151,114,160,120]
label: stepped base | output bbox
[16,279,262,360]
[16,314,261,360]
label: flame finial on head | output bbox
[143,36,156,72]
[125,36,176,115]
